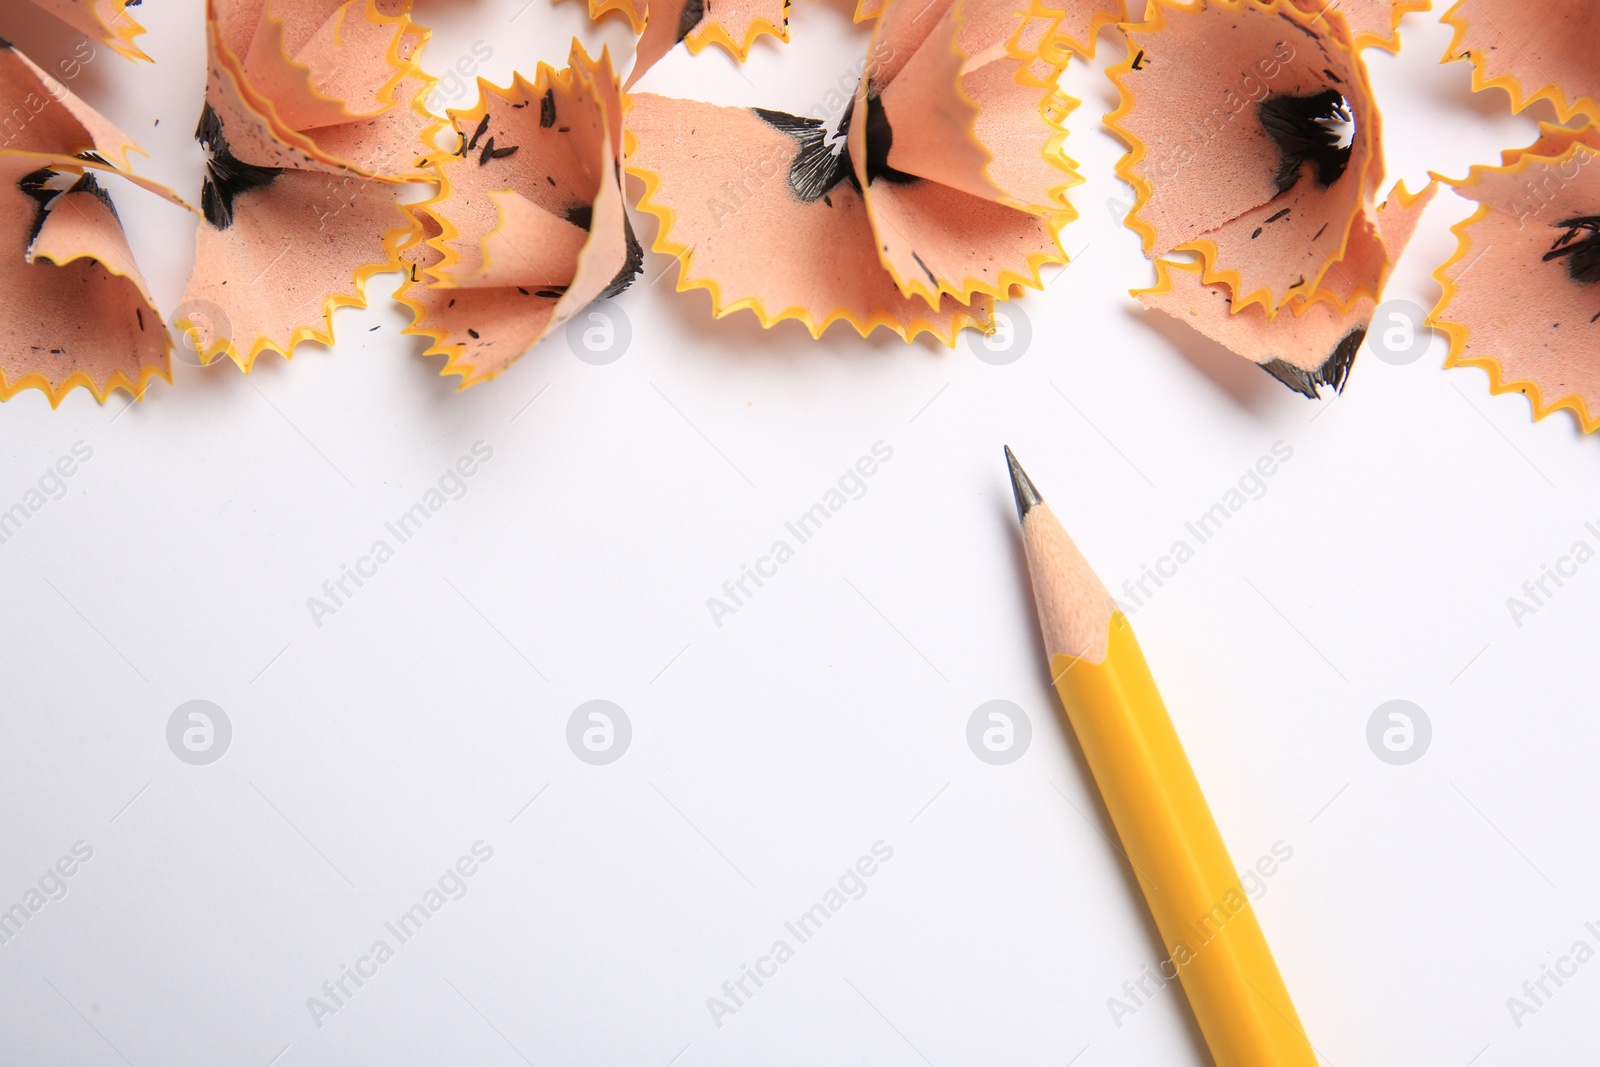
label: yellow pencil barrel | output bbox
[1052,613,1317,1067]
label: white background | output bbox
[1,1,1597,1064]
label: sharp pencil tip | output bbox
[1004,445,1043,524]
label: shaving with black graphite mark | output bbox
[18,167,64,251]
[600,212,644,298]
[753,87,917,204]
[676,0,706,42]
[751,109,850,202]
[1260,326,1364,399]
[195,103,282,230]
[18,168,121,257]
[1544,215,1600,322]
[1545,215,1600,285]
[555,200,642,299]
[1257,88,1353,196]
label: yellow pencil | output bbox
[1004,446,1318,1067]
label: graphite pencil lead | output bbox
[1004,446,1043,524]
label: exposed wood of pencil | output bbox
[1021,505,1116,664]
[1004,441,1120,659]
[1005,445,1117,662]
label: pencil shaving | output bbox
[1108,0,1382,317]
[0,44,144,174]
[1291,0,1430,54]
[1441,0,1600,126]
[204,0,440,181]
[177,0,440,371]
[1430,123,1600,433]
[587,0,648,31]
[0,43,185,405]
[625,0,1073,343]
[397,43,642,389]
[1138,181,1435,398]
[27,0,151,62]
[2,160,170,406]
[625,0,792,87]
[1036,0,1125,60]
[629,94,996,343]
[857,0,1076,306]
